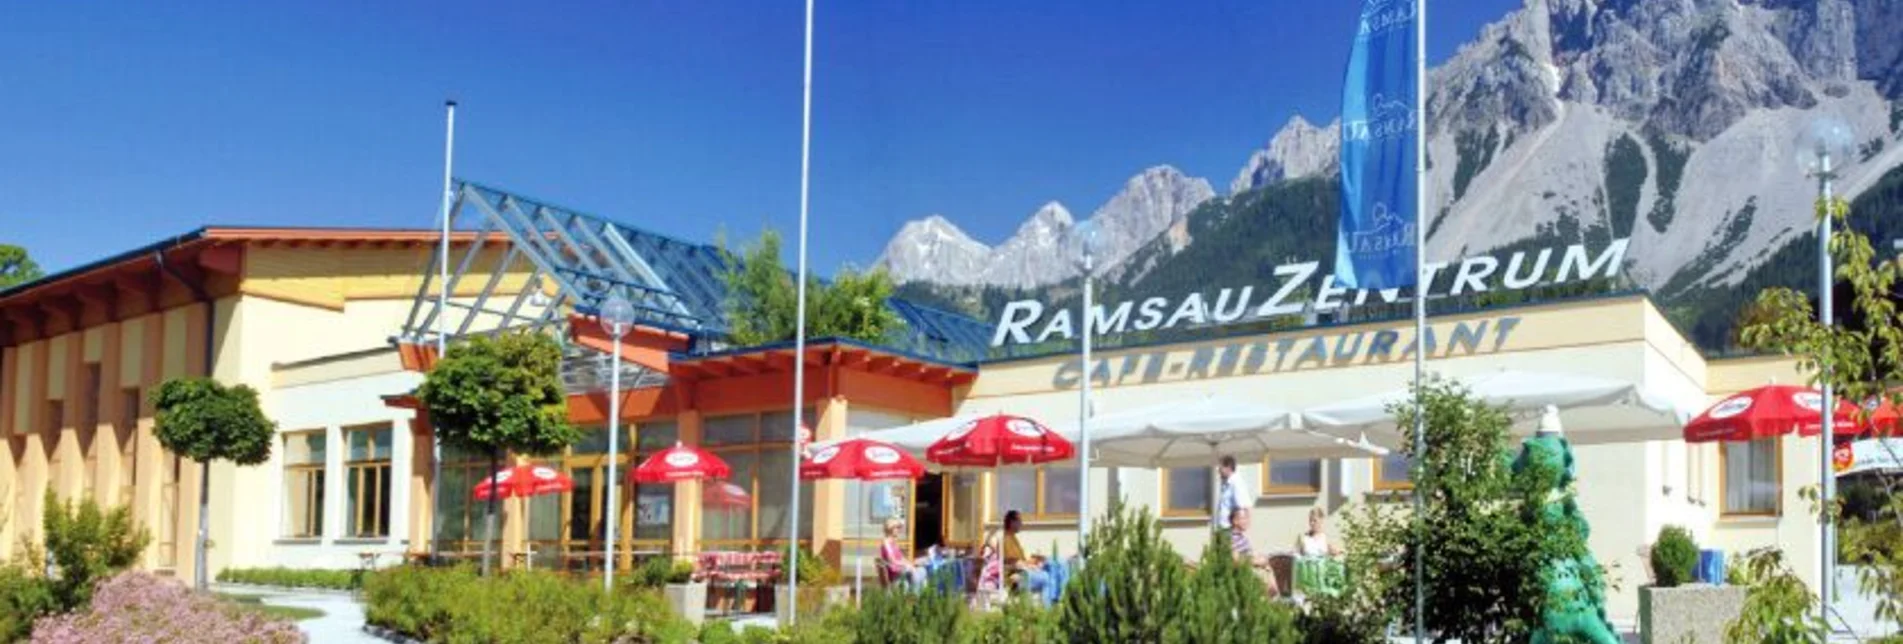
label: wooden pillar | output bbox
[53,335,84,501]
[133,315,166,569]
[406,413,435,554]
[671,410,704,558]
[811,396,848,567]
[1,346,21,560]
[16,340,51,548]
[93,323,125,507]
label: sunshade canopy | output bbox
[1302,370,1694,447]
[1089,396,1387,467]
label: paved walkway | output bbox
[211,584,382,644]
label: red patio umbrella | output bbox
[802,438,926,601]
[472,463,574,501]
[632,442,732,484]
[703,481,752,508]
[1683,384,1860,443]
[926,414,1075,467]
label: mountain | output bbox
[876,166,1213,289]
[884,0,1903,354]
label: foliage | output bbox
[1356,377,1595,642]
[1178,530,1301,643]
[1452,126,1501,204]
[856,587,965,644]
[0,245,42,290]
[1646,131,1690,233]
[28,572,304,644]
[416,331,579,457]
[215,567,361,591]
[0,564,55,643]
[362,564,694,644]
[1297,504,1401,644]
[699,619,741,644]
[784,543,838,587]
[719,228,906,347]
[1723,548,1828,644]
[151,378,275,466]
[953,597,1059,644]
[214,593,326,622]
[1648,526,1699,588]
[40,493,150,613]
[1739,197,1903,628]
[629,557,697,588]
[1057,500,1189,643]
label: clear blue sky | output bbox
[0,1,1519,276]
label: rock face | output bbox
[1231,116,1342,194]
[877,166,1212,288]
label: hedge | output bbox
[217,566,363,591]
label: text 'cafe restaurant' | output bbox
[0,186,1847,623]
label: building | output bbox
[0,183,1840,624]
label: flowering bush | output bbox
[30,571,305,643]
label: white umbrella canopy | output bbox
[1302,370,1694,447]
[1089,396,1387,467]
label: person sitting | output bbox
[878,518,927,589]
[1000,510,1051,596]
[1228,507,1280,596]
[1295,506,1343,559]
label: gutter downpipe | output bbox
[156,248,216,591]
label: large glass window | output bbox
[1375,453,1413,491]
[345,424,393,538]
[701,411,814,548]
[946,473,981,547]
[434,444,489,552]
[1162,467,1212,516]
[1722,438,1780,516]
[632,421,679,545]
[282,430,326,538]
[994,466,1079,522]
[1263,457,1322,495]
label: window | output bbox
[945,473,981,546]
[1263,457,1322,495]
[1162,467,1213,516]
[1722,438,1780,516]
[1374,453,1413,491]
[631,421,679,544]
[345,424,393,538]
[701,410,814,547]
[282,430,326,538]
[433,444,488,551]
[843,410,916,568]
[993,466,1078,522]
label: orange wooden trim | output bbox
[566,386,678,425]
[197,245,243,275]
[567,316,684,374]
[396,343,438,372]
[836,368,952,418]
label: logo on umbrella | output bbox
[811,446,841,464]
[1834,443,1855,473]
[1709,397,1753,420]
[665,451,701,467]
[1792,392,1824,412]
[1006,419,1045,438]
[866,446,901,465]
[531,466,559,481]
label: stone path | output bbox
[211,583,383,644]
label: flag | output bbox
[1336,0,1420,290]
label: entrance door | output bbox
[913,473,944,552]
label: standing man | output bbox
[1214,455,1256,531]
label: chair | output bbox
[1267,554,1295,597]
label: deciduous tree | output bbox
[151,377,274,590]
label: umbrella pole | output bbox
[855,488,865,604]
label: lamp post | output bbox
[1073,223,1100,546]
[600,294,637,592]
[1799,117,1853,620]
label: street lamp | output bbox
[600,294,638,592]
[1071,222,1103,547]
[1799,116,1854,618]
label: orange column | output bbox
[811,396,848,567]
[671,410,704,558]
[407,413,434,556]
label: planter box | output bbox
[1640,584,1745,644]
[664,582,707,626]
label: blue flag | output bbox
[1336,0,1420,290]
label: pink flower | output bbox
[31,572,307,644]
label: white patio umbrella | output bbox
[1089,396,1387,467]
[1302,370,1694,447]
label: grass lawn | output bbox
[215,593,326,622]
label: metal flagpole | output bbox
[1816,146,1837,621]
[606,329,624,591]
[788,0,815,625]
[431,100,456,561]
[1078,250,1093,546]
[1411,1,1428,641]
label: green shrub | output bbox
[1297,504,1400,644]
[1650,525,1699,588]
[629,557,678,588]
[217,566,362,590]
[786,604,862,644]
[785,543,838,586]
[955,596,1057,644]
[0,563,55,643]
[1724,548,1828,643]
[1057,501,1189,643]
[740,624,780,644]
[41,492,150,611]
[363,564,693,644]
[699,619,741,644]
[1178,530,1300,643]
[857,586,963,644]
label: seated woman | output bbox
[879,518,927,589]
[1228,507,1280,596]
[1295,506,1343,559]
[999,510,1051,596]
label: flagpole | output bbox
[431,99,456,561]
[787,0,815,626]
[1411,0,1428,642]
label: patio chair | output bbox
[1267,554,1295,598]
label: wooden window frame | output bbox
[436,452,490,554]
[282,429,326,539]
[628,421,678,550]
[943,472,983,549]
[344,424,393,539]
[992,466,1079,524]
[701,411,813,550]
[1719,437,1783,518]
[1158,466,1214,518]
[1261,457,1324,496]
[1373,453,1415,493]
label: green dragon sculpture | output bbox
[1514,405,1622,644]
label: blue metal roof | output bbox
[882,297,995,364]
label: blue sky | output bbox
[0,1,1519,276]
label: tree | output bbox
[1058,501,1189,643]
[151,377,274,590]
[414,331,579,574]
[719,229,905,347]
[1353,378,1595,643]
[41,492,150,612]
[1179,530,1301,643]
[1740,196,1903,631]
[0,244,43,289]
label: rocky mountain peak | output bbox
[1231,116,1342,193]
[875,213,992,286]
